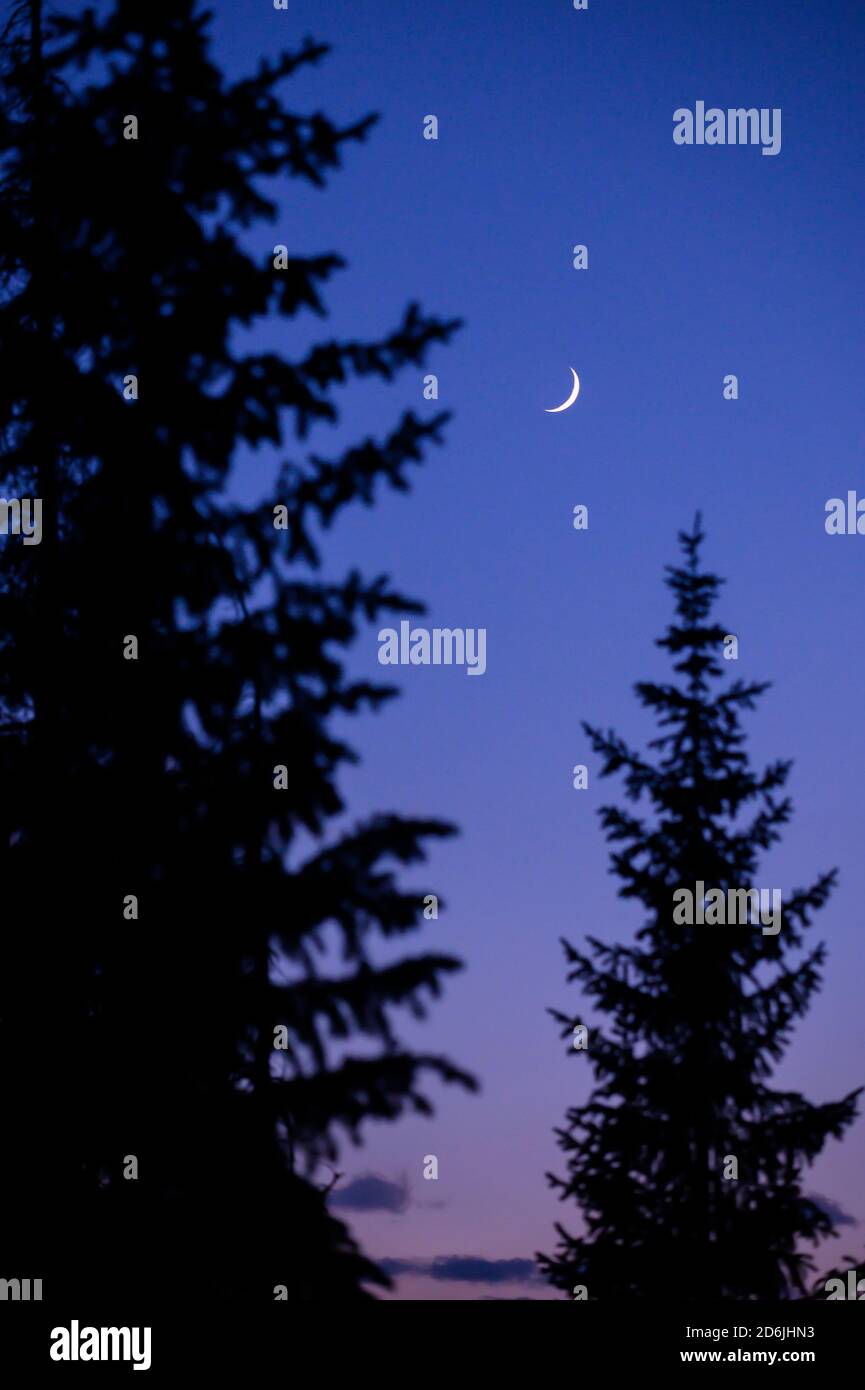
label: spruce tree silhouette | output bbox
[539,518,861,1300]
[0,0,473,1302]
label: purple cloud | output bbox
[330,1172,410,1214]
[380,1255,539,1285]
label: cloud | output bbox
[330,1172,410,1214]
[380,1255,540,1286]
[809,1193,858,1228]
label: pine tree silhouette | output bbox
[0,0,473,1302]
[539,518,861,1300]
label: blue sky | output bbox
[195,0,865,1297]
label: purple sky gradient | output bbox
[196,0,865,1297]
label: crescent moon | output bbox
[545,368,580,413]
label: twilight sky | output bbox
[196,0,865,1298]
